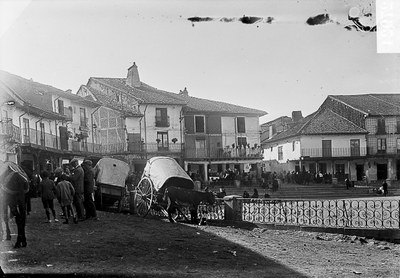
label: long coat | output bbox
[66,166,84,194]
[55,180,75,206]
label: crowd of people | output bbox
[35,158,99,224]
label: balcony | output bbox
[185,145,264,160]
[301,147,367,158]
[0,119,21,143]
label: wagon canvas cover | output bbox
[94,158,129,188]
[142,157,194,192]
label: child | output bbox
[54,168,77,224]
[38,170,58,223]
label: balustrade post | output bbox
[224,196,242,221]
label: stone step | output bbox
[214,183,400,199]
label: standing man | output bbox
[82,159,98,220]
[64,158,85,221]
[382,180,388,197]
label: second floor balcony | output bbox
[1,119,21,143]
[185,145,264,160]
[301,147,368,158]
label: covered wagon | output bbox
[94,157,130,212]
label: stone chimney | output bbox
[126,62,141,87]
[179,87,189,96]
[292,111,303,122]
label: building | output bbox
[263,93,400,184]
[177,87,267,182]
[77,62,188,171]
[263,104,368,182]
[0,70,100,176]
[260,111,304,143]
[323,94,400,182]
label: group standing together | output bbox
[37,158,98,224]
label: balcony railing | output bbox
[301,147,367,158]
[1,119,21,143]
[185,146,263,160]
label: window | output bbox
[157,132,169,151]
[236,117,246,133]
[23,118,30,143]
[377,118,386,134]
[155,108,169,127]
[322,140,332,157]
[377,138,386,153]
[292,141,296,151]
[278,146,283,160]
[57,99,64,115]
[350,139,360,156]
[397,138,400,152]
[40,122,45,146]
[237,136,247,147]
[80,108,87,127]
[397,120,400,133]
[195,115,205,133]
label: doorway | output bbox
[377,163,388,180]
[356,164,364,181]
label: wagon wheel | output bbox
[135,177,154,217]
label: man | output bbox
[64,158,85,221]
[382,180,388,197]
[82,159,98,220]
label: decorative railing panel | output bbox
[147,198,225,221]
[241,198,400,229]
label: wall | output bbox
[221,116,261,148]
[263,139,301,162]
[142,104,183,145]
[300,134,367,156]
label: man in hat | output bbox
[82,159,98,220]
[64,158,85,221]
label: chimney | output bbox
[126,62,141,87]
[179,87,189,96]
[292,111,303,122]
[66,89,72,94]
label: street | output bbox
[1,198,399,277]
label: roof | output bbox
[265,108,367,144]
[261,116,292,127]
[90,77,187,105]
[90,77,267,116]
[82,85,143,117]
[177,94,267,116]
[0,70,100,118]
[329,94,400,116]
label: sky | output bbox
[0,0,399,124]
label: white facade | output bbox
[221,116,261,148]
[263,139,301,163]
[141,104,184,145]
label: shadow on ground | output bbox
[1,198,308,277]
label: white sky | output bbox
[0,0,399,123]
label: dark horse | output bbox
[0,161,29,248]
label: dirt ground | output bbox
[1,198,400,278]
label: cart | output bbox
[134,156,194,218]
[93,157,130,212]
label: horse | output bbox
[163,186,215,224]
[0,161,30,248]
